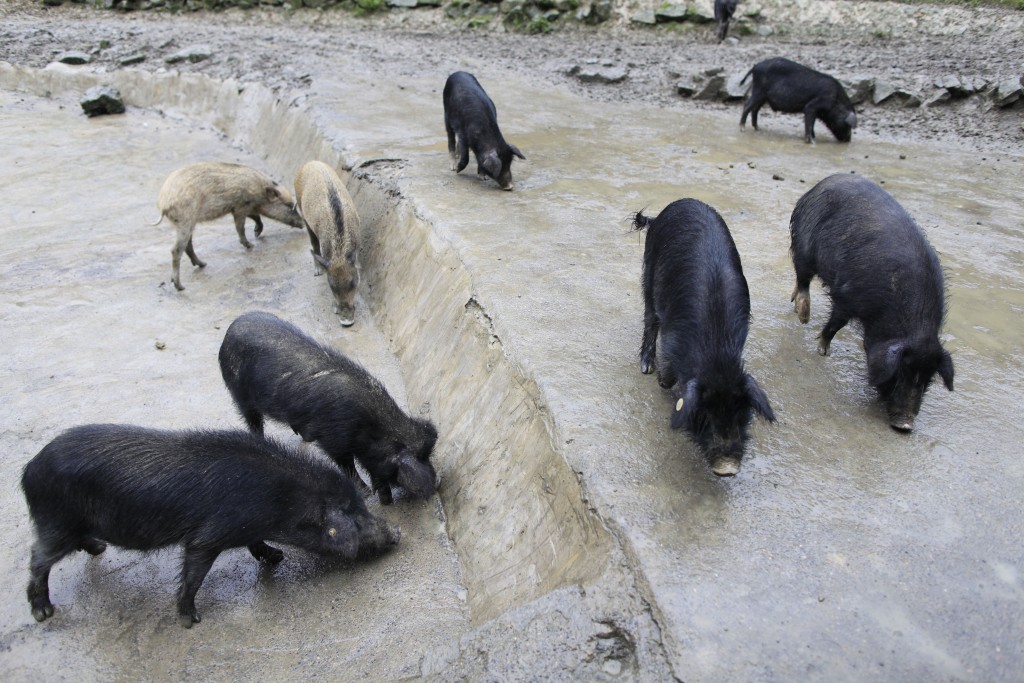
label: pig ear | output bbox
[481,150,502,178]
[745,374,776,423]
[396,452,437,499]
[313,252,331,270]
[670,379,699,430]
[509,144,526,160]
[937,349,954,391]
[265,185,283,202]
[325,512,359,560]
[867,341,906,386]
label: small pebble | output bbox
[155,341,167,350]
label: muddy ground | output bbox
[1,0,1022,152]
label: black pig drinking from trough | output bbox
[715,0,739,42]
[21,424,399,628]
[789,173,954,431]
[219,311,438,505]
[739,57,857,143]
[443,71,525,191]
[633,199,775,477]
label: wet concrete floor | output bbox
[1,59,1023,682]
[308,65,1024,681]
[0,90,469,681]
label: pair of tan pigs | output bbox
[155,160,359,326]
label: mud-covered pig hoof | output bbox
[31,602,54,622]
[889,416,915,432]
[817,340,831,356]
[338,317,355,328]
[640,360,653,375]
[179,611,200,629]
[793,292,810,324]
[711,457,741,477]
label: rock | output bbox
[756,25,774,37]
[676,79,698,97]
[119,53,147,66]
[165,45,213,65]
[688,0,716,23]
[993,75,1023,107]
[924,89,952,107]
[933,74,961,91]
[574,66,628,84]
[723,36,739,46]
[702,66,724,78]
[841,77,873,105]
[630,9,656,24]
[578,0,612,24]
[873,80,920,107]
[694,75,725,100]
[654,4,688,22]
[388,0,418,6]
[58,51,91,65]
[952,76,988,97]
[722,71,751,101]
[80,86,125,117]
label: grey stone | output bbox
[873,80,920,107]
[574,67,628,84]
[630,9,656,24]
[723,36,739,46]
[933,74,961,91]
[387,0,418,7]
[58,51,91,65]
[952,76,988,97]
[924,88,952,107]
[694,75,725,100]
[119,53,147,66]
[688,0,715,23]
[165,45,213,65]
[654,4,688,22]
[841,77,873,105]
[80,85,125,117]
[676,79,698,97]
[756,25,774,37]
[872,80,897,105]
[722,71,751,101]
[993,75,1023,107]
[577,1,612,25]
[702,66,724,78]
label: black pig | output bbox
[633,200,775,477]
[715,0,739,42]
[219,311,438,505]
[740,57,857,143]
[789,173,954,431]
[443,71,525,191]
[22,424,399,628]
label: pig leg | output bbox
[817,309,849,356]
[250,215,264,237]
[456,136,470,174]
[241,408,265,436]
[446,124,459,172]
[802,100,826,144]
[640,312,658,375]
[170,227,194,291]
[27,538,76,622]
[247,541,284,564]
[184,237,206,269]
[232,211,254,249]
[176,546,219,628]
[306,227,323,275]
[740,90,766,130]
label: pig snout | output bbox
[356,514,401,556]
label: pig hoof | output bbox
[178,612,199,629]
[81,539,107,555]
[173,281,185,292]
[793,292,810,324]
[31,603,54,622]
[711,457,741,477]
[640,360,653,375]
[817,340,830,356]
[377,487,394,506]
[889,417,915,433]
[338,317,355,327]
[242,241,253,250]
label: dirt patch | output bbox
[1,0,1022,152]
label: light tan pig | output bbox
[156,162,303,291]
[294,161,361,326]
